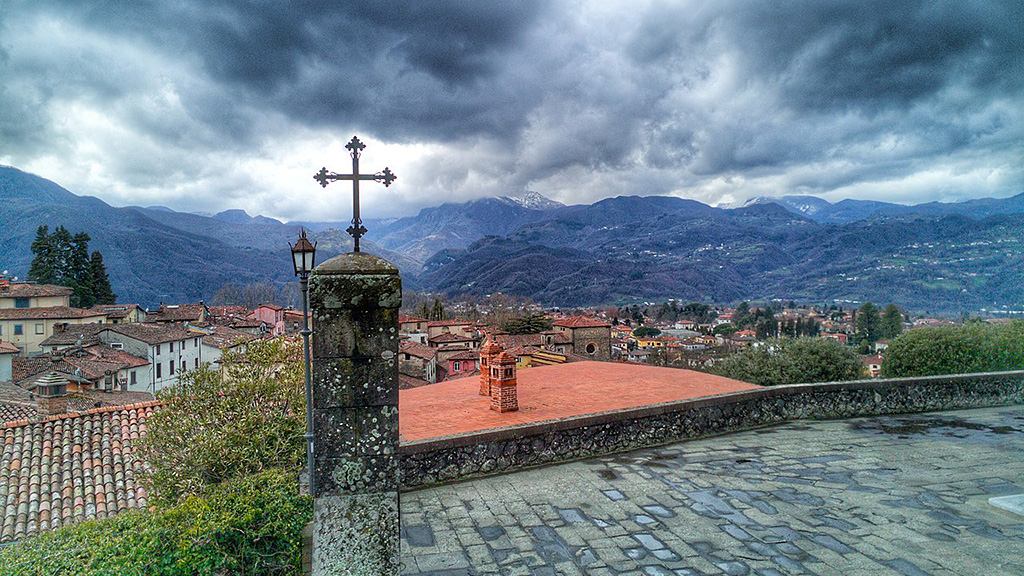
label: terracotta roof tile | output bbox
[0,283,73,299]
[0,402,161,542]
[0,341,18,355]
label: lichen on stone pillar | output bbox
[308,251,401,576]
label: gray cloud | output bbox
[1,0,1021,220]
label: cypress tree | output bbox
[881,304,904,339]
[28,226,57,284]
[68,232,95,307]
[90,251,117,305]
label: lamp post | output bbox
[290,229,317,492]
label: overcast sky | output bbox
[1,1,1022,221]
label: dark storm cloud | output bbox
[2,0,1021,218]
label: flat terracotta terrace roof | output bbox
[399,361,758,442]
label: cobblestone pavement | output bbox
[399,406,1024,576]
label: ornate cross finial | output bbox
[313,135,397,252]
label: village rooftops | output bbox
[39,324,107,348]
[0,341,18,355]
[0,282,73,298]
[148,303,207,322]
[427,333,476,345]
[101,323,195,345]
[86,304,142,319]
[207,305,249,318]
[399,361,758,441]
[195,325,259,350]
[0,306,106,320]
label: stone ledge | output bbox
[399,370,1024,489]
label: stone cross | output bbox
[314,136,397,253]
[309,251,402,575]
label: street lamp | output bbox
[290,229,316,492]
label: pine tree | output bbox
[28,226,57,284]
[90,251,117,305]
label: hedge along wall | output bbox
[398,371,1024,489]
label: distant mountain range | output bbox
[413,193,1024,312]
[0,166,415,306]
[3,165,1023,312]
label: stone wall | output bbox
[399,371,1024,489]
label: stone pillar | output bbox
[308,252,401,576]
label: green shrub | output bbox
[0,469,312,576]
[715,337,864,386]
[881,321,1024,377]
[138,338,305,503]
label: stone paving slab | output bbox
[400,406,1024,575]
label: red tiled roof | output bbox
[399,313,427,323]
[0,307,106,320]
[428,333,476,344]
[400,341,436,361]
[400,362,759,441]
[446,350,479,361]
[551,316,611,329]
[0,283,72,299]
[256,303,284,311]
[0,341,18,355]
[0,402,160,542]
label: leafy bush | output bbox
[715,338,864,386]
[881,321,1024,377]
[138,337,305,503]
[0,469,312,576]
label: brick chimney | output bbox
[35,372,69,416]
[489,351,518,413]
[478,340,503,396]
[0,277,9,291]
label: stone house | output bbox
[552,316,612,360]
[0,307,108,357]
[399,341,438,384]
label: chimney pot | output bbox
[35,372,69,416]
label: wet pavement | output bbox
[399,406,1024,575]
